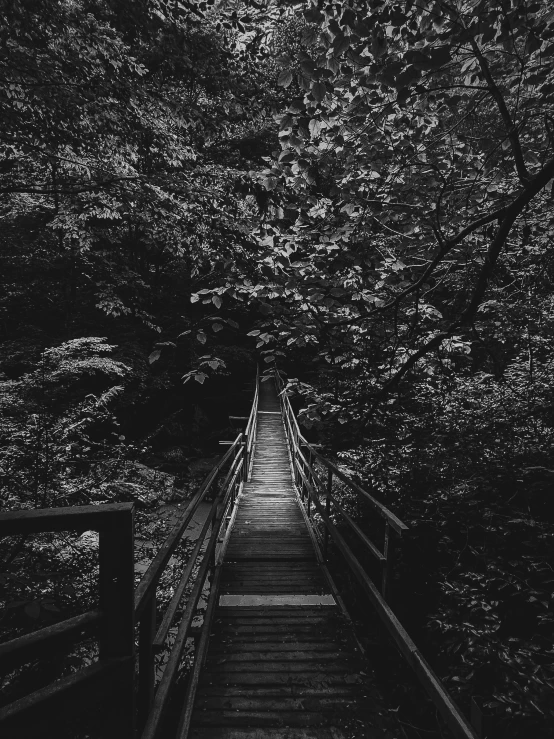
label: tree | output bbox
[224,0,554,428]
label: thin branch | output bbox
[330,204,507,328]
[468,38,530,184]
[362,154,554,424]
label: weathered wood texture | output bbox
[190,380,394,739]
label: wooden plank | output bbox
[198,673,366,687]
[208,635,349,645]
[219,595,335,606]
[201,660,358,673]
[218,606,336,621]
[192,710,370,727]
[197,686,371,698]
[195,696,366,711]
[207,643,342,654]
[204,650,345,662]
[190,728,350,739]
[215,617,334,626]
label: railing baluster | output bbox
[99,510,135,739]
[324,468,332,559]
[137,593,157,732]
[382,522,393,602]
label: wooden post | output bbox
[301,454,307,502]
[99,508,135,738]
[210,502,221,570]
[382,522,393,602]
[324,468,332,560]
[242,434,248,482]
[137,593,156,732]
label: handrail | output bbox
[0,504,135,738]
[0,369,260,739]
[273,369,406,534]
[0,610,103,672]
[134,434,242,618]
[152,450,243,650]
[140,454,244,739]
[243,364,260,479]
[272,368,478,739]
[302,444,407,534]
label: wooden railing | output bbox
[273,369,407,601]
[136,433,245,739]
[243,364,260,480]
[0,504,135,738]
[0,369,260,739]
[273,368,479,739]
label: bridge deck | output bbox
[190,380,393,739]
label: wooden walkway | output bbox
[189,380,395,739]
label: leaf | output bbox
[148,349,162,364]
[194,373,207,384]
[341,203,356,215]
[278,70,293,88]
[300,58,316,78]
[262,176,278,190]
[197,332,207,345]
[276,53,292,66]
[304,7,323,23]
[309,119,323,137]
[212,295,222,309]
[212,323,223,332]
[311,81,327,102]
[264,355,275,363]
[333,34,350,56]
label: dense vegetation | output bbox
[1,1,554,737]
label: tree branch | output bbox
[330,204,508,328]
[362,155,554,425]
[469,37,530,184]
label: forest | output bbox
[1,0,554,737]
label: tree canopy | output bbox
[2,1,554,736]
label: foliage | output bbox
[333,362,554,732]
[3,0,554,735]
[0,337,130,509]
[197,1,554,732]
[216,0,554,422]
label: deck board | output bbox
[190,379,395,738]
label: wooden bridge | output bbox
[0,371,480,739]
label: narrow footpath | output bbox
[190,380,397,739]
